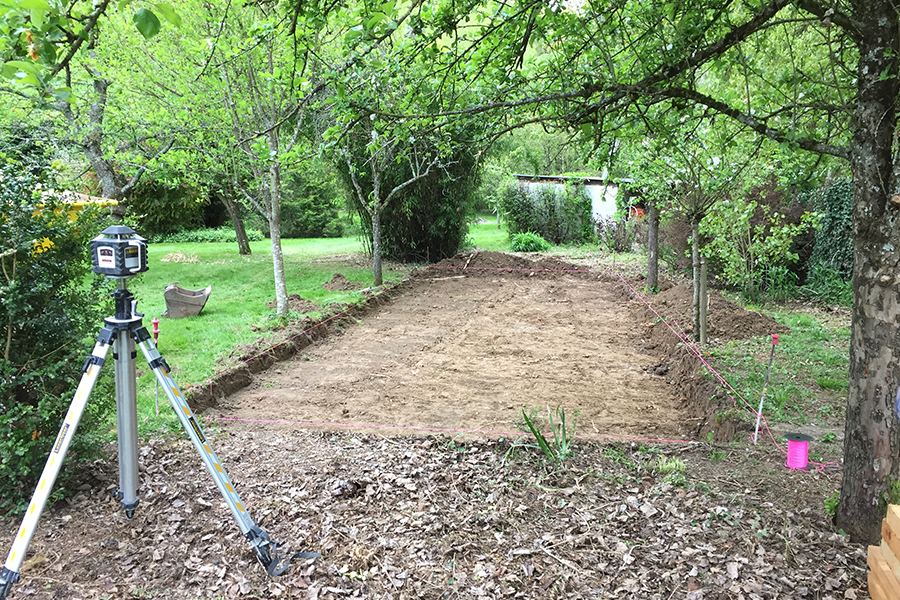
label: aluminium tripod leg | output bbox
[113,328,140,517]
[0,328,114,600]
[130,327,288,573]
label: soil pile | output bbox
[323,273,365,291]
[645,283,789,341]
[425,251,592,279]
[265,294,319,314]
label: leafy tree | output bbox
[408,0,898,541]
[700,197,820,300]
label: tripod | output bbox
[0,228,308,600]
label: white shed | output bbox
[512,174,623,222]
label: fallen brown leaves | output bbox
[1,430,862,599]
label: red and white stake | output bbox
[753,334,780,445]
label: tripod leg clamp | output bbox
[246,526,319,577]
[0,566,20,600]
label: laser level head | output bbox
[90,225,148,278]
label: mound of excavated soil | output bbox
[265,294,319,314]
[645,283,789,341]
[425,251,592,279]
[323,273,365,291]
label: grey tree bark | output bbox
[836,0,900,543]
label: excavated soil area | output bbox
[1,253,856,600]
[212,252,783,443]
[216,253,692,441]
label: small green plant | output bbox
[520,405,577,463]
[655,456,686,474]
[825,490,840,516]
[667,471,688,488]
[654,457,687,486]
[602,445,637,470]
[510,232,552,252]
[816,376,847,391]
[821,432,837,444]
[710,449,727,461]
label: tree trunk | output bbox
[836,1,900,543]
[691,216,701,342]
[372,209,383,286]
[699,258,707,345]
[268,162,289,317]
[81,77,128,218]
[221,194,251,256]
[647,199,660,292]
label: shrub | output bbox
[280,166,345,239]
[596,216,638,253]
[128,180,208,237]
[700,198,820,301]
[799,263,853,306]
[510,232,552,252]
[0,159,115,513]
[339,125,478,263]
[150,226,264,244]
[500,179,593,245]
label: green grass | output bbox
[106,235,409,434]
[707,309,850,425]
[468,214,509,251]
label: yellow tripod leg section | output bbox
[131,328,278,570]
[1,329,114,600]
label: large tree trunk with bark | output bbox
[647,199,659,291]
[837,1,900,543]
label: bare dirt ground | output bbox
[217,252,691,441]
[0,252,860,600]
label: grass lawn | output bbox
[468,214,509,251]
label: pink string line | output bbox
[613,270,839,472]
[426,265,594,273]
[209,416,696,445]
[186,262,836,471]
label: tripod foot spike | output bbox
[122,499,139,520]
[246,527,320,577]
[0,566,20,600]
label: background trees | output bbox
[1,0,895,543]
[397,0,895,542]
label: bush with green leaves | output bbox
[0,159,115,513]
[150,226,264,244]
[128,180,209,237]
[339,126,478,263]
[700,198,820,301]
[510,232,552,252]
[499,179,593,245]
[279,165,345,239]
